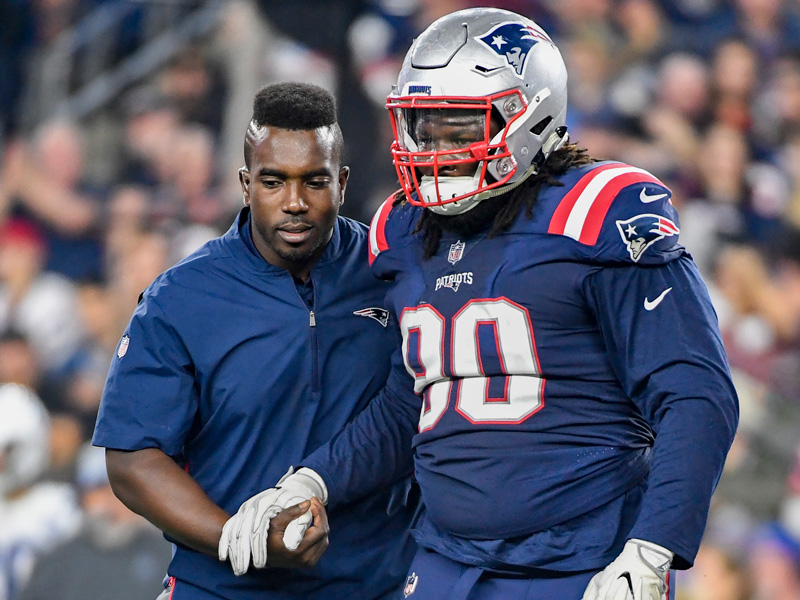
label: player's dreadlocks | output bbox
[409,143,597,258]
[244,82,343,168]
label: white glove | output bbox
[218,467,328,575]
[263,467,328,556]
[582,539,673,600]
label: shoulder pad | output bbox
[546,162,683,264]
[368,194,422,276]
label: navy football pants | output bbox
[157,575,404,600]
[397,548,677,600]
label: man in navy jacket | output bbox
[93,82,417,600]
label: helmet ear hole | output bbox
[530,116,552,136]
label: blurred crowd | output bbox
[2,0,800,599]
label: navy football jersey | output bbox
[93,209,416,600]
[304,161,738,573]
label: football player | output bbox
[223,8,739,600]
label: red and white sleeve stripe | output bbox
[547,163,664,246]
[368,197,395,265]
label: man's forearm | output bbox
[105,447,229,555]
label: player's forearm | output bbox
[302,386,418,506]
[106,447,229,556]
[627,392,737,568]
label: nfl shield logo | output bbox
[117,334,130,358]
[448,240,465,265]
[403,572,418,597]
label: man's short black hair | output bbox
[244,82,342,168]
[252,82,337,129]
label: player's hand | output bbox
[250,467,327,567]
[266,498,329,569]
[218,467,328,575]
[219,485,282,575]
[581,539,673,600]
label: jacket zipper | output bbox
[309,309,319,392]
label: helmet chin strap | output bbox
[424,127,569,216]
[421,175,484,215]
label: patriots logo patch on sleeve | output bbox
[477,22,550,76]
[353,307,390,327]
[616,214,680,262]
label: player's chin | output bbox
[274,240,321,264]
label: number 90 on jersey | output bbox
[400,298,545,431]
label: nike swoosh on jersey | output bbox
[644,287,673,310]
[640,189,669,203]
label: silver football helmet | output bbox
[387,7,568,215]
[0,384,50,496]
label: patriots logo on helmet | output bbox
[353,307,390,327]
[616,214,680,262]
[477,22,551,77]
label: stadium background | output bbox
[2,0,800,598]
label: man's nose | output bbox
[416,141,479,177]
[282,183,309,212]
[417,155,475,178]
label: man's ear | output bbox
[239,167,250,206]
[338,166,350,206]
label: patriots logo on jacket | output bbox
[477,22,550,76]
[353,307,390,327]
[616,214,680,262]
